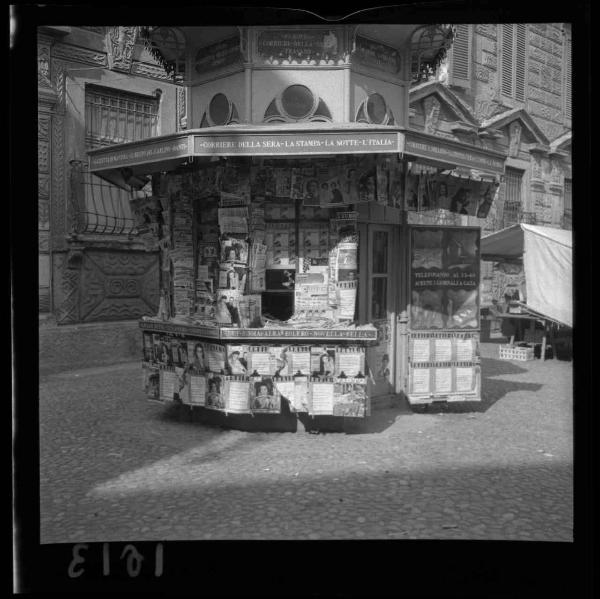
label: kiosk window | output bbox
[370,230,389,320]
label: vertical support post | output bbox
[396,310,409,396]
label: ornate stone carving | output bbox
[130,61,172,80]
[79,251,159,322]
[39,173,50,198]
[38,116,50,139]
[474,66,490,82]
[51,110,66,250]
[39,199,50,230]
[423,96,441,134]
[105,26,139,72]
[508,121,522,157]
[53,43,107,66]
[176,86,187,131]
[38,140,50,172]
[38,44,52,87]
[55,257,81,324]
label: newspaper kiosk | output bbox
[87,24,506,428]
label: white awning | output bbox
[481,224,572,327]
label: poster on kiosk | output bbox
[408,226,482,404]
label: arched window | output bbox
[199,93,240,127]
[355,93,395,125]
[263,85,332,123]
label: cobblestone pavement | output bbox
[39,343,573,543]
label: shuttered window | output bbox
[503,167,523,227]
[564,33,572,120]
[85,84,159,148]
[501,24,528,102]
[515,24,527,101]
[449,24,472,88]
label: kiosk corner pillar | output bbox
[395,309,409,396]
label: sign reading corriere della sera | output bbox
[88,131,405,170]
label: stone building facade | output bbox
[409,23,572,232]
[37,26,180,322]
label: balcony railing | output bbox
[69,161,137,236]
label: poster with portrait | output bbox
[410,226,480,331]
[155,336,174,366]
[250,164,275,196]
[188,341,208,374]
[226,345,250,375]
[249,377,281,413]
[205,374,226,410]
[215,289,242,326]
[143,363,160,400]
[170,339,190,367]
[332,377,368,417]
[218,264,247,293]
[220,237,249,265]
[366,320,394,397]
[309,347,336,376]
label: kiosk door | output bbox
[365,225,396,398]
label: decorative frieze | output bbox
[422,96,441,134]
[39,201,50,231]
[131,61,172,80]
[37,43,52,88]
[52,43,107,66]
[176,86,187,131]
[475,24,497,39]
[474,66,490,82]
[482,52,497,69]
[105,26,139,73]
[38,140,50,173]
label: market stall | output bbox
[481,223,572,360]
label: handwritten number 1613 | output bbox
[68,543,163,578]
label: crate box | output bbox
[499,344,534,361]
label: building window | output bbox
[199,93,240,127]
[502,167,524,227]
[500,24,528,102]
[448,24,472,88]
[85,84,160,148]
[355,93,395,125]
[263,85,332,123]
[82,84,159,235]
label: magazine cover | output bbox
[332,377,367,417]
[249,376,281,413]
[205,374,226,410]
